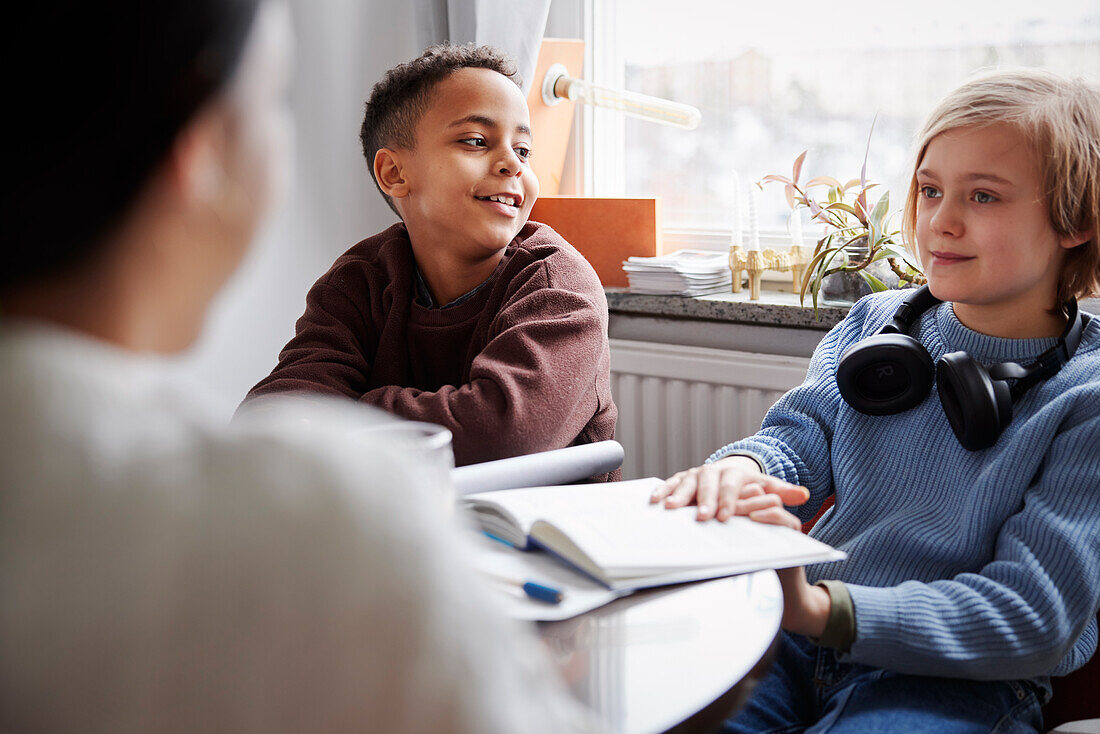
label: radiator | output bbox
[609,339,811,480]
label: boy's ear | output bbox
[374,148,409,199]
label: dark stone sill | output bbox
[605,288,847,331]
[606,289,1100,332]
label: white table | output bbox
[539,571,783,734]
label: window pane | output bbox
[606,0,1100,239]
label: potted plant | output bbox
[760,134,925,313]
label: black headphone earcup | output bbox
[837,334,936,415]
[936,352,1014,451]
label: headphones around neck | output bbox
[836,286,1084,451]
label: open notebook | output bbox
[462,477,845,592]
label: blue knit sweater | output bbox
[711,290,1100,682]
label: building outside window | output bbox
[589,0,1100,252]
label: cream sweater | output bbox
[0,321,597,733]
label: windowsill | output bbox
[605,287,848,331]
[607,289,1100,330]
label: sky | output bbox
[616,0,1100,65]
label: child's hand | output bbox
[652,458,829,635]
[649,455,809,522]
[731,501,831,634]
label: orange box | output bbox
[530,196,663,287]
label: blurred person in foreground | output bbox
[0,2,598,732]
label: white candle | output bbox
[731,171,743,248]
[790,209,803,247]
[747,185,760,251]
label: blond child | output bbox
[653,69,1100,731]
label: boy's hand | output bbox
[650,455,809,522]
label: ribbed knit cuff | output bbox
[705,447,766,473]
[843,583,902,665]
[812,580,856,653]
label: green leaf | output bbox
[869,190,890,228]
[799,263,814,301]
[878,244,924,274]
[835,232,864,248]
[803,247,848,297]
[860,270,888,292]
[804,246,841,276]
[821,246,850,275]
[869,245,894,261]
[823,202,861,218]
[878,243,913,261]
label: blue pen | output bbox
[482,570,565,604]
[480,533,564,604]
[519,580,564,604]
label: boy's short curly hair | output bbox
[360,43,520,217]
[902,68,1100,304]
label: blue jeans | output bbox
[723,632,1044,733]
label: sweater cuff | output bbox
[705,447,766,473]
[812,580,856,653]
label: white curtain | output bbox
[414,0,553,93]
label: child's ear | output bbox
[374,148,409,199]
[1059,229,1092,250]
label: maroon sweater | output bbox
[246,221,619,478]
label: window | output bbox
[589,0,1100,250]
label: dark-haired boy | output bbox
[244,44,618,477]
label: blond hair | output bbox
[901,68,1100,304]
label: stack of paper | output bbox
[622,249,732,296]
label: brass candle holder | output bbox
[729,244,809,300]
